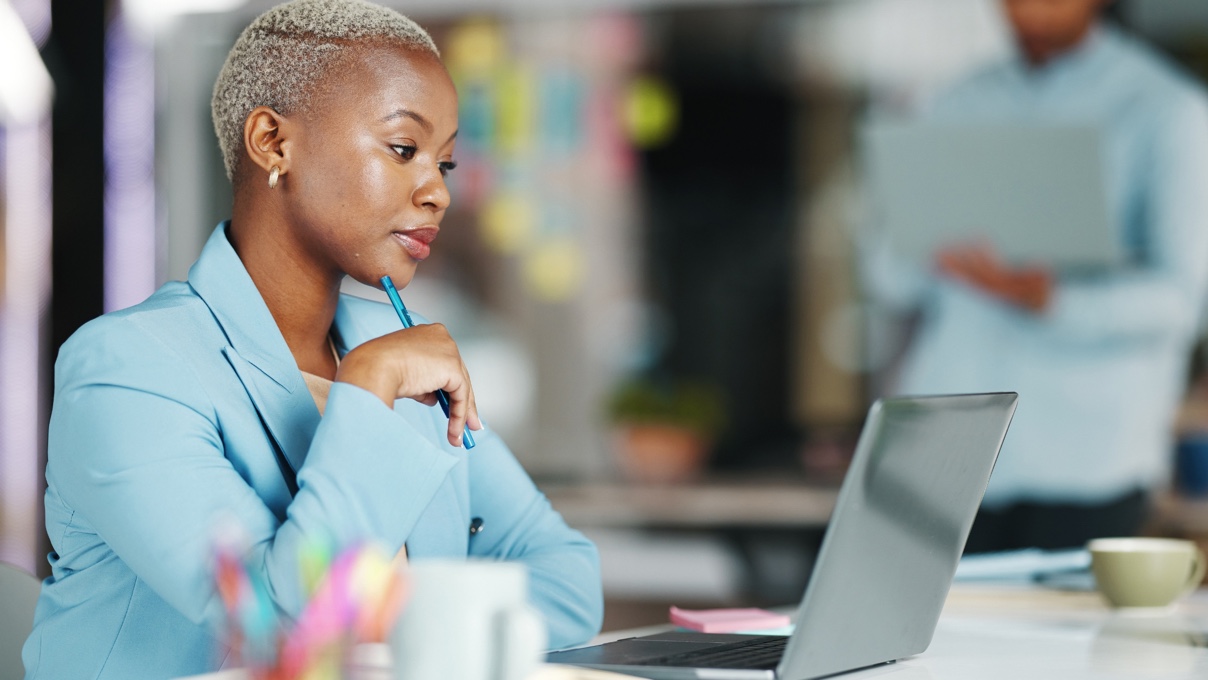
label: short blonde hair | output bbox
[211,0,439,181]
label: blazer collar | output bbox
[188,222,303,391]
[188,222,370,480]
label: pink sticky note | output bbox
[669,606,791,634]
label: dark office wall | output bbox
[46,1,108,355]
[36,0,110,576]
[641,6,801,471]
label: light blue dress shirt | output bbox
[22,224,603,679]
[865,26,1208,508]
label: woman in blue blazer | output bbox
[23,2,602,677]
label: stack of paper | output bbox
[954,548,1091,583]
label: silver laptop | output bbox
[548,393,1018,679]
[863,122,1120,269]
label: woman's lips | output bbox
[392,227,438,261]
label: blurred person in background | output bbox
[864,0,1208,553]
[21,2,601,678]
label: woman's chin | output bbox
[349,265,417,291]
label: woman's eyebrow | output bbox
[381,108,432,133]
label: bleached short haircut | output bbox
[211,0,439,181]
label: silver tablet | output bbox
[863,122,1121,269]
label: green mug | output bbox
[1088,538,1206,609]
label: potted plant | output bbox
[606,378,726,484]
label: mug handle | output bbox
[1182,547,1207,597]
[492,605,547,680]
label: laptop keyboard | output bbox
[643,636,788,670]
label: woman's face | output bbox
[281,45,459,289]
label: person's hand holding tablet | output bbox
[936,242,1054,313]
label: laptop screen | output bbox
[779,393,1017,680]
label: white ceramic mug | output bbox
[391,560,547,680]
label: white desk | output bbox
[851,584,1208,679]
[179,584,1208,679]
[586,584,1208,679]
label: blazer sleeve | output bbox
[1040,93,1208,346]
[462,427,604,649]
[47,316,458,629]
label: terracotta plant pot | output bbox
[613,424,709,484]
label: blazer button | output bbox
[469,517,484,536]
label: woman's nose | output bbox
[412,167,451,213]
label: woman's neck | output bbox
[228,204,342,379]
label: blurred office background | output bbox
[2,0,1208,629]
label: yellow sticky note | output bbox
[481,193,537,254]
[524,240,586,302]
[624,76,679,148]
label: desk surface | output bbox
[585,584,1208,679]
[179,584,1208,679]
[860,584,1208,679]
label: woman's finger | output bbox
[443,373,471,447]
[462,367,482,432]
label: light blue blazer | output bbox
[22,224,603,679]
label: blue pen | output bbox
[380,275,476,449]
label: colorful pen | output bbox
[380,275,476,449]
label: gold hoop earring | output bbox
[268,166,280,189]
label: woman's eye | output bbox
[391,144,417,160]
[438,160,458,177]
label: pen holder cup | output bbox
[391,560,546,680]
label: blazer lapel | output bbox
[188,223,321,484]
[222,347,318,484]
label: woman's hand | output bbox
[335,324,481,447]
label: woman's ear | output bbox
[242,106,293,180]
